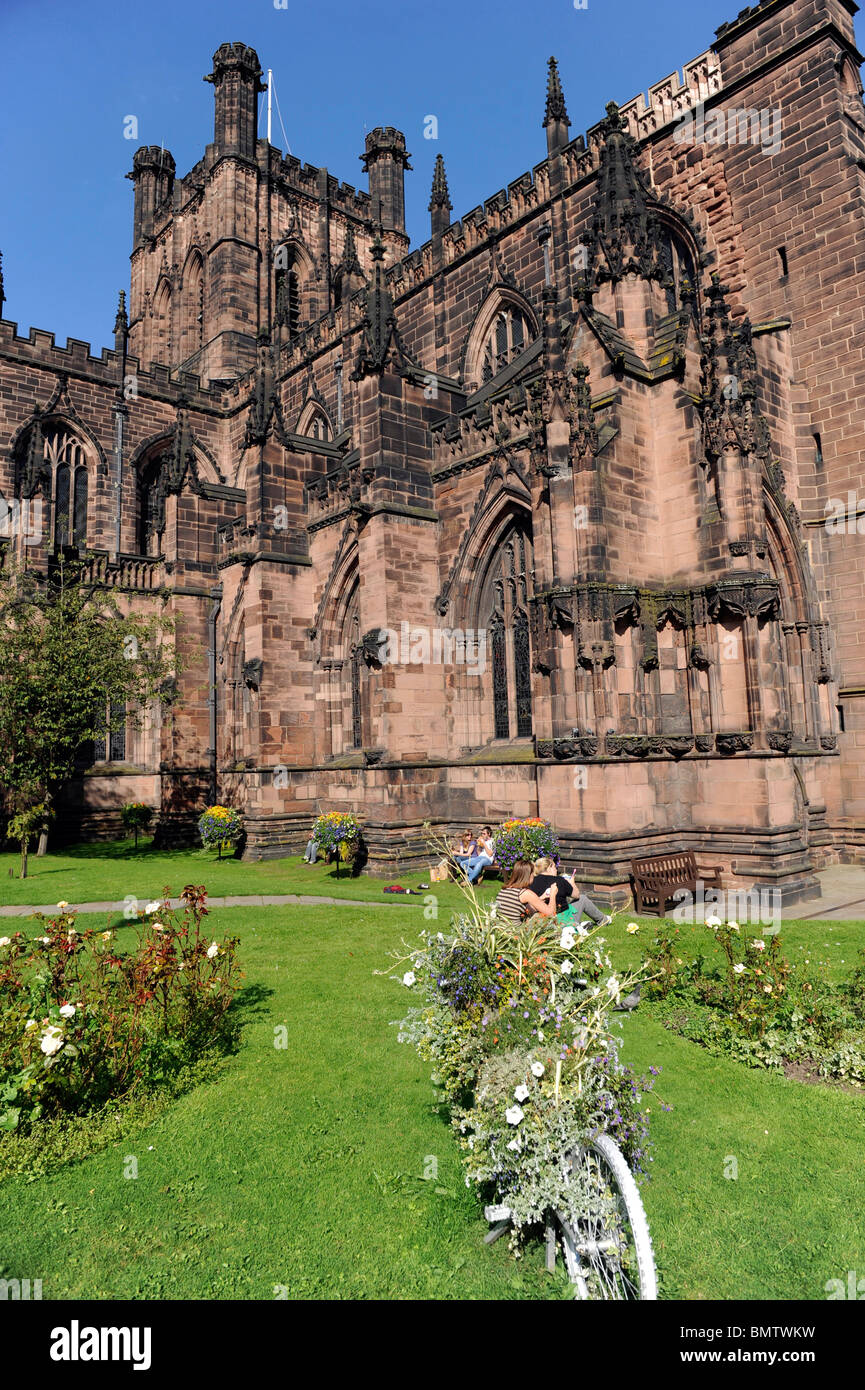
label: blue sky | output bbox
[0,0,732,353]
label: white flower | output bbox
[505,1105,524,1126]
[733,963,747,975]
[530,1061,545,1078]
[561,960,573,975]
[763,984,773,994]
[206,942,219,959]
[560,928,576,951]
[626,923,639,935]
[606,975,622,1001]
[58,1004,76,1019]
[67,931,77,942]
[705,914,721,928]
[537,1029,545,1042]
[144,900,162,915]
[151,922,166,934]
[56,902,69,911]
[0,937,10,948]
[402,971,416,987]
[750,939,766,952]
[39,936,51,945]
[506,1138,521,1152]
[514,1084,529,1102]
[728,922,740,933]
[24,1019,37,1030]
[101,931,113,941]
[39,1025,64,1056]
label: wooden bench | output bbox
[630,851,723,916]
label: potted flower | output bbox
[494,818,561,874]
[198,805,244,860]
[312,811,361,878]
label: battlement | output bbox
[0,319,223,408]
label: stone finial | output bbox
[429,154,452,237]
[544,57,570,154]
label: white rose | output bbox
[145,900,162,915]
[705,914,721,928]
[56,902,69,911]
[206,942,219,959]
[505,1105,524,1126]
[530,1061,544,1078]
[58,1004,76,1019]
[39,1025,64,1056]
[402,971,416,987]
[728,922,740,933]
[514,1084,529,1102]
[750,939,766,952]
[733,964,747,975]
[0,937,10,948]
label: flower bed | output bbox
[388,902,657,1243]
[644,918,865,1085]
[493,818,560,874]
[0,886,241,1134]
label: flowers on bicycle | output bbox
[530,1061,545,1078]
[514,1084,529,1102]
[506,1105,524,1126]
[560,927,576,951]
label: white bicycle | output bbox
[485,1131,658,1300]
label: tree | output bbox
[0,555,176,871]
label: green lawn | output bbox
[0,840,496,915]
[1,901,863,1300]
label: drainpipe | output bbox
[208,585,223,804]
[113,291,129,559]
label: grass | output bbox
[1,900,864,1300]
[0,840,497,915]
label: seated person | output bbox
[452,829,477,871]
[531,856,612,927]
[493,859,560,923]
[303,832,319,864]
[463,827,496,884]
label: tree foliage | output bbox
[0,555,176,829]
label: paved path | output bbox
[0,892,425,918]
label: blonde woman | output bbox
[531,856,611,927]
[493,859,559,923]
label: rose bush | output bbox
[0,885,241,1133]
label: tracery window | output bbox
[43,428,88,549]
[482,307,530,382]
[274,245,304,336]
[341,584,363,750]
[479,518,534,739]
[656,226,698,314]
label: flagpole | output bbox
[267,69,272,144]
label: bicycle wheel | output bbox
[555,1132,657,1300]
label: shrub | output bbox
[0,885,241,1134]
[120,801,154,849]
[198,805,243,858]
[493,818,560,874]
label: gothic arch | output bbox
[11,418,96,550]
[273,238,317,335]
[461,287,539,392]
[180,249,204,360]
[152,276,172,365]
[295,398,333,441]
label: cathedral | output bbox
[2,0,865,903]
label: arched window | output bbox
[343,583,363,749]
[39,427,88,550]
[656,225,698,314]
[181,252,204,360]
[274,244,309,336]
[296,402,333,441]
[482,306,531,382]
[137,453,165,555]
[478,517,534,739]
[153,278,172,364]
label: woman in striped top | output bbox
[493,859,560,923]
